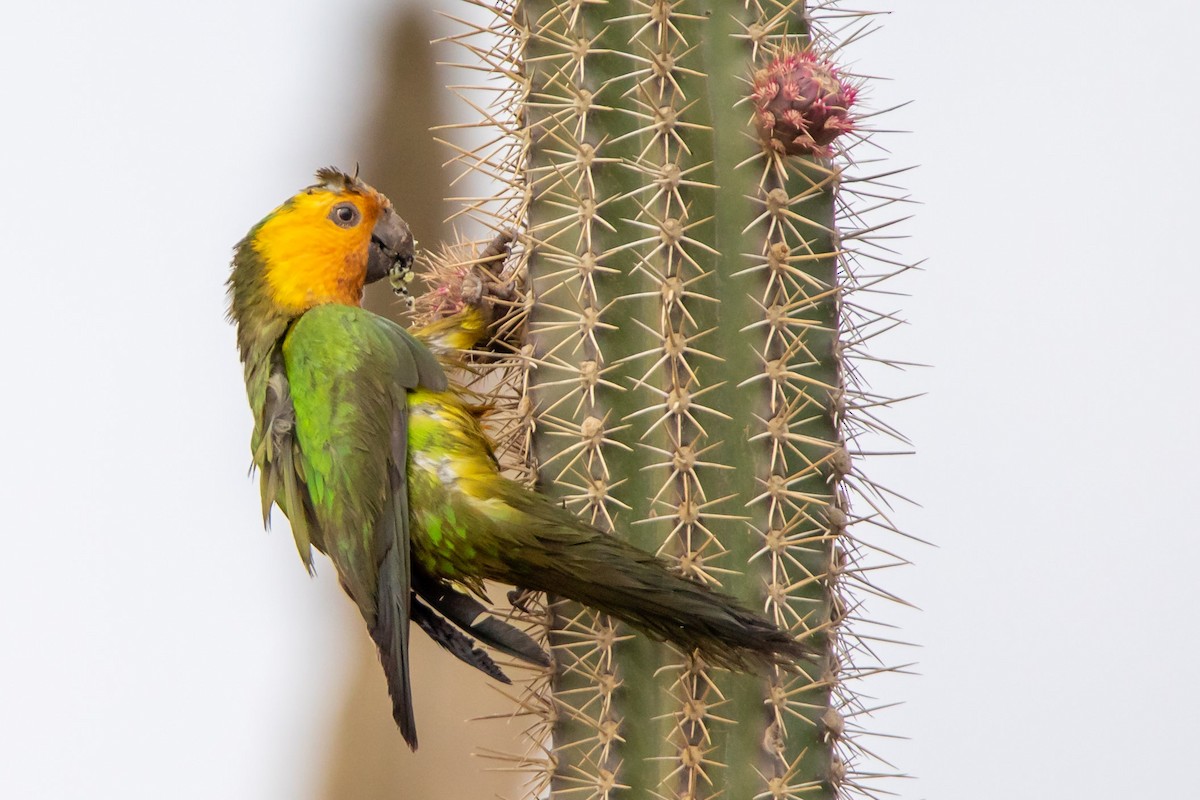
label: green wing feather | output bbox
[372,419,416,745]
[274,303,445,749]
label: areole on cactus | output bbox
[413,1,912,798]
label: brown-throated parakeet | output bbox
[227,168,806,749]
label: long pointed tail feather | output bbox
[500,495,810,672]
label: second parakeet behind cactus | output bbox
[226,168,808,749]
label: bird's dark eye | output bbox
[329,202,361,228]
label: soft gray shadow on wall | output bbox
[360,7,451,318]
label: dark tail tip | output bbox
[371,549,418,751]
[394,704,418,751]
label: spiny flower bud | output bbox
[412,245,473,324]
[412,229,514,326]
[752,49,857,157]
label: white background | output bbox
[1,1,1197,797]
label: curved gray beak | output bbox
[366,207,415,284]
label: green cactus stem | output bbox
[430,1,909,797]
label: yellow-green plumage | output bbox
[404,388,806,671]
[229,169,806,752]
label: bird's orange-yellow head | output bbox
[247,167,413,315]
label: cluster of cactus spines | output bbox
[430,1,912,798]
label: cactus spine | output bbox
[436,1,908,797]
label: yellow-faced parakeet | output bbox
[227,168,806,749]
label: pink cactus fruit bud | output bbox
[413,251,472,322]
[752,49,857,157]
